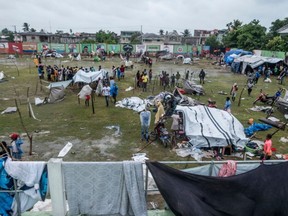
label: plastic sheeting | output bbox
[73,69,104,84]
[116,97,152,112]
[176,105,248,148]
[244,123,273,137]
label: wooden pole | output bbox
[91,90,95,114]
[238,87,245,107]
[15,99,33,155]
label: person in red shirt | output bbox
[260,134,273,160]
[85,94,91,107]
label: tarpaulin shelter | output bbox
[175,105,248,148]
[73,70,105,84]
[146,161,288,216]
[224,49,252,65]
[232,55,283,74]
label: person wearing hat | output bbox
[9,133,24,160]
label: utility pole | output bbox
[12,25,17,33]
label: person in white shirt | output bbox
[102,84,111,107]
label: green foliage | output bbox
[181,29,191,37]
[236,20,267,50]
[266,36,286,51]
[269,17,288,37]
[205,35,220,50]
[130,32,142,44]
[159,29,164,36]
[30,28,37,32]
[1,28,14,42]
[223,19,267,51]
[95,30,118,44]
[22,22,30,32]
[80,39,96,44]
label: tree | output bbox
[22,22,30,32]
[159,29,164,36]
[236,19,267,50]
[1,28,14,42]
[30,28,36,32]
[205,35,220,50]
[56,30,64,34]
[181,29,191,37]
[266,36,288,51]
[226,19,242,31]
[95,30,118,44]
[130,32,142,44]
[269,17,288,37]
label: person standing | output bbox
[148,69,153,83]
[260,134,273,160]
[175,71,181,86]
[140,106,151,142]
[230,83,238,102]
[224,97,231,113]
[102,84,111,107]
[142,72,148,92]
[9,133,24,160]
[185,70,190,80]
[110,83,118,104]
[120,65,125,79]
[136,70,141,88]
[247,80,254,96]
[199,69,206,84]
[171,74,176,87]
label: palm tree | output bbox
[159,29,164,36]
[181,29,191,37]
[22,23,30,32]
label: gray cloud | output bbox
[1,0,287,34]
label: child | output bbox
[85,94,91,107]
[260,134,273,160]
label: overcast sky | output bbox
[1,0,287,35]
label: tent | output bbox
[73,69,105,84]
[224,49,252,65]
[182,79,205,95]
[232,55,283,74]
[176,105,248,148]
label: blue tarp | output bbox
[244,123,272,137]
[0,158,14,216]
[224,49,252,65]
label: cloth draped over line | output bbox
[154,102,165,124]
[146,161,288,216]
[0,158,48,216]
[62,161,147,216]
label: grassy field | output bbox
[0,55,287,162]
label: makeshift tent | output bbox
[73,69,105,84]
[48,86,65,103]
[232,55,283,74]
[176,105,248,148]
[182,79,205,95]
[78,85,92,99]
[146,161,288,216]
[224,49,252,65]
[47,80,72,89]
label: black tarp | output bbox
[146,161,288,216]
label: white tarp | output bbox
[0,71,4,80]
[234,55,283,69]
[78,85,92,99]
[47,80,72,89]
[116,97,152,112]
[176,105,248,148]
[73,70,104,84]
[1,107,17,114]
[183,58,192,64]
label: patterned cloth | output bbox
[63,161,147,216]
